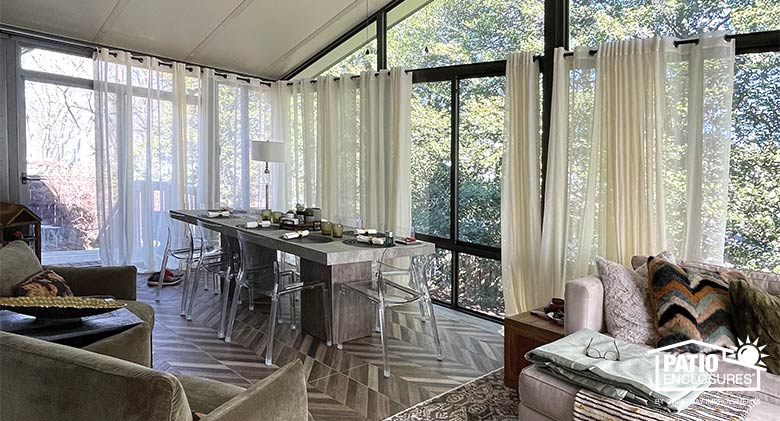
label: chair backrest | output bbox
[378,251,436,299]
[0,331,191,421]
[236,230,280,292]
[197,219,223,249]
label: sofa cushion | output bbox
[596,257,655,345]
[14,269,73,297]
[0,240,43,297]
[518,365,578,421]
[730,279,780,375]
[683,260,780,295]
[648,258,736,351]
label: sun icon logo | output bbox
[729,336,769,368]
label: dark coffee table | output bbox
[0,307,143,348]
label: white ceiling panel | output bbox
[0,0,118,41]
[0,0,397,79]
[189,0,357,77]
[96,0,245,59]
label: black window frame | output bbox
[283,0,780,323]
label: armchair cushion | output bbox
[202,360,308,421]
[44,265,138,301]
[0,240,43,296]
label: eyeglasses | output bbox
[584,338,620,361]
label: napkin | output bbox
[355,228,378,235]
[207,211,220,217]
[260,220,271,228]
[356,235,384,245]
[283,230,310,240]
[220,211,230,217]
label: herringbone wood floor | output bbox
[138,273,504,420]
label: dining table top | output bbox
[170,209,435,266]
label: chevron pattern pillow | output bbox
[647,257,736,352]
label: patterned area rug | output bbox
[384,368,518,421]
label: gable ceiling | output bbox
[0,0,393,79]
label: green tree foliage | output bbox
[318,0,779,316]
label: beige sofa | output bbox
[518,263,780,421]
[0,331,308,420]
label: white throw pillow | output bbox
[596,251,676,345]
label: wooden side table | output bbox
[504,310,564,388]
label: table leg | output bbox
[300,260,375,342]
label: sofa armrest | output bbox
[44,265,137,301]
[564,276,604,335]
[203,360,308,421]
[178,375,246,414]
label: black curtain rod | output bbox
[562,33,737,57]
[104,51,272,86]
[2,25,275,85]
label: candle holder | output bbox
[332,224,343,238]
[261,209,272,221]
[271,211,283,224]
[321,221,332,235]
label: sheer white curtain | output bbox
[501,52,543,315]
[94,49,201,270]
[276,68,412,231]
[317,75,360,224]
[279,79,318,209]
[197,69,219,209]
[540,34,735,295]
[95,49,134,266]
[214,75,278,210]
[360,68,412,233]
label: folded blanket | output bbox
[355,228,378,235]
[356,234,384,245]
[526,329,709,412]
[574,389,759,421]
[283,230,309,239]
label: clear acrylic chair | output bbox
[155,222,202,316]
[336,252,443,377]
[184,220,233,322]
[225,230,333,365]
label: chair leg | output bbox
[203,270,209,291]
[374,303,381,333]
[180,262,193,317]
[155,251,170,302]
[213,273,220,295]
[186,260,201,321]
[377,303,390,378]
[217,274,230,339]
[225,280,243,343]
[248,287,255,311]
[335,287,343,350]
[321,286,332,347]
[288,294,296,330]
[266,295,279,366]
[426,296,444,361]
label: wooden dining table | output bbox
[170,209,435,343]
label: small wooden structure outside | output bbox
[0,202,42,260]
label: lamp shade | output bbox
[250,141,285,163]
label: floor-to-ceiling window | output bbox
[569,0,780,273]
[20,46,98,256]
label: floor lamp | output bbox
[250,140,285,211]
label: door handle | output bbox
[20,172,42,184]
